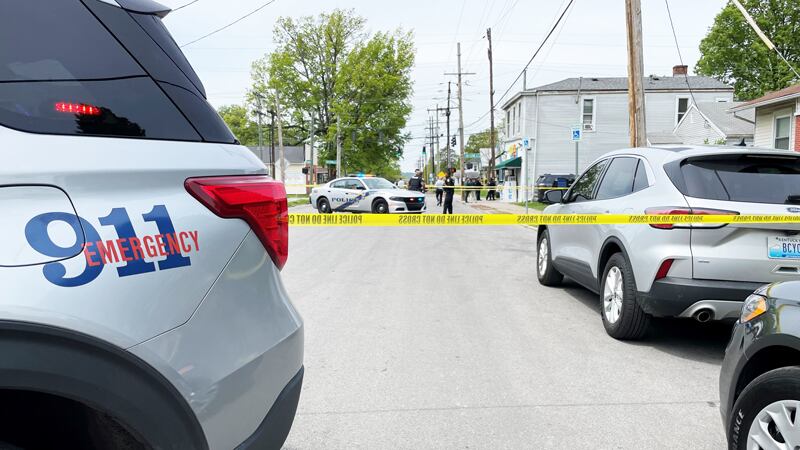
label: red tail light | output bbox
[185,175,288,270]
[645,207,739,230]
[55,102,101,116]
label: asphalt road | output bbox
[282,198,731,449]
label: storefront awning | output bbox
[495,156,521,170]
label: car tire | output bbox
[600,253,650,340]
[317,197,332,214]
[728,366,800,450]
[536,229,563,286]
[372,199,389,214]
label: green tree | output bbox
[217,104,259,146]
[696,0,800,100]
[249,9,415,177]
[465,129,490,152]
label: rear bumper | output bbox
[637,277,764,318]
[236,366,303,450]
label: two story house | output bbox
[498,66,734,200]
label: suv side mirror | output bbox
[543,189,564,204]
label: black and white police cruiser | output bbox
[310,176,427,214]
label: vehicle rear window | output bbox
[0,78,200,140]
[0,0,233,143]
[0,1,144,81]
[678,155,800,204]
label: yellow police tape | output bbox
[285,184,568,191]
[287,213,800,227]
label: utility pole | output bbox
[429,116,435,178]
[446,82,452,170]
[625,0,647,147]
[255,95,264,162]
[445,43,475,195]
[487,27,496,179]
[269,109,276,178]
[275,92,286,183]
[308,117,315,194]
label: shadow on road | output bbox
[561,278,733,366]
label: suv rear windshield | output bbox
[673,154,800,204]
[0,0,234,143]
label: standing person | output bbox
[487,178,497,200]
[434,177,445,206]
[475,178,483,201]
[408,169,423,192]
[464,178,472,203]
[442,172,455,214]
[396,178,406,189]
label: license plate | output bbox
[768,236,800,259]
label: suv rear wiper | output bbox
[786,195,800,205]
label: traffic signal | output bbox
[451,136,457,147]
[422,146,427,155]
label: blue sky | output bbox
[159,0,728,171]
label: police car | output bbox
[0,1,302,449]
[310,176,427,213]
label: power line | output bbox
[663,0,697,107]
[464,0,575,130]
[172,0,200,12]
[179,0,279,48]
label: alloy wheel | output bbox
[603,266,624,324]
[538,238,549,277]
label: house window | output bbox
[582,98,595,131]
[676,97,690,124]
[516,104,521,134]
[506,110,510,136]
[775,115,791,150]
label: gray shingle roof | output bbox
[647,132,684,145]
[532,76,732,92]
[695,102,755,137]
[247,146,306,164]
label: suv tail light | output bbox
[645,207,739,230]
[185,175,288,270]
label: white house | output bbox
[247,146,310,194]
[673,102,754,146]
[729,84,800,151]
[498,66,734,201]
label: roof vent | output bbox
[591,78,599,82]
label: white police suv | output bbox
[0,1,303,449]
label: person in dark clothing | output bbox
[487,178,497,200]
[475,178,483,201]
[464,178,472,203]
[442,174,455,214]
[408,169,425,192]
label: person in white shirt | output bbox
[434,177,445,206]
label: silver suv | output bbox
[536,145,800,340]
[0,1,302,448]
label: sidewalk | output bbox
[464,199,540,215]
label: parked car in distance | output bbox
[310,176,427,214]
[535,173,575,202]
[536,145,800,340]
[719,281,800,450]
